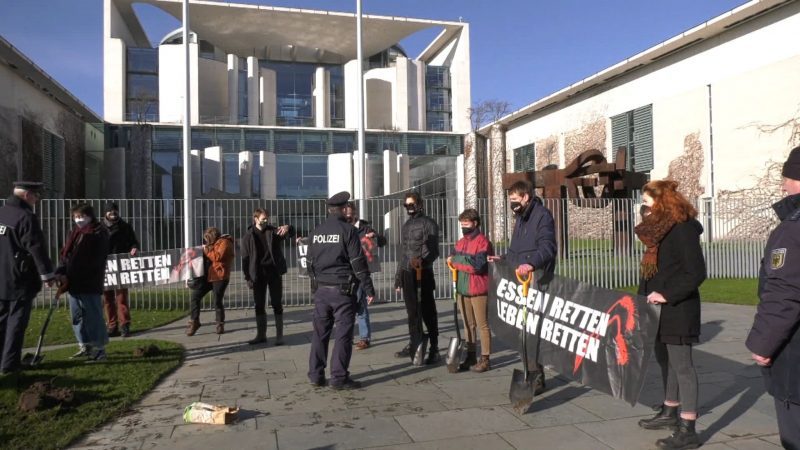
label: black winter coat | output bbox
[398,212,439,270]
[745,194,800,405]
[0,195,55,301]
[505,198,557,275]
[57,222,110,295]
[240,224,294,282]
[638,219,706,344]
[104,218,139,254]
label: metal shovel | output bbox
[411,264,428,366]
[445,260,466,373]
[22,289,64,366]
[509,270,537,413]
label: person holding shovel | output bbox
[0,181,57,374]
[447,208,494,372]
[394,191,441,365]
[488,180,556,391]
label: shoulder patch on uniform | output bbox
[771,248,787,270]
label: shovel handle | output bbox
[515,271,532,298]
[446,260,457,282]
[414,264,422,282]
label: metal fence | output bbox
[17,196,779,309]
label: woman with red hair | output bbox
[635,180,706,450]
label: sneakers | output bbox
[107,327,121,337]
[329,379,362,390]
[309,378,327,388]
[394,344,411,358]
[85,348,107,363]
[215,322,225,335]
[355,340,370,350]
[120,324,131,338]
[70,346,91,359]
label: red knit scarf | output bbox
[634,213,677,280]
[60,221,100,260]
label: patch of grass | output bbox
[0,340,183,450]
[25,308,188,348]
[618,278,759,305]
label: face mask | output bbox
[106,214,119,222]
[510,201,524,214]
[258,220,268,228]
[461,227,475,236]
[75,217,90,228]
[405,204,417,216]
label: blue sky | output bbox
[0,0,749,118]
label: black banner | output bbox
[103,247,205,289]
[489,261,660,406]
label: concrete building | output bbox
[0,36,103,198]
[477,0,800,238]
[103,0,471,202]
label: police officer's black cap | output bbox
[327,191,350,207]
[782,146,800,181]
[104,202,119,213]
[13,181,44,192]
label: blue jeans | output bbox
[355,286,370,341]
[68,293,109,349]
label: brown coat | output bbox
[205,235,235,282]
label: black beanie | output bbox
[104,202,119,213]
[782,146,800,180]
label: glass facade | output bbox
[329,66,345,128]
[261,61,316,127]
[108,125,461,200]
[425,66,452,131]
[237,61,248,124]
[126,48,159,122]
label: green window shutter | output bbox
[513,144,535,172]
[632,104,653,172]
[611,113,630,165]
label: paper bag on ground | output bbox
[183,402,239,424]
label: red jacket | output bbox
[450,229,493,296]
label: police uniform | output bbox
[746,147,800,449]
[0,181,55,373]
[307,192,375,389]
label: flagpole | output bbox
[182,0,193,249]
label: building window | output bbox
[276,154,327,198]
[238,59,248,124]
[262,60,316,127]
[513,144,535,172]
[611,104,653,173]
[42,129,65,198]
[329,66,345,128]
[426,66,452,131]
[126,48,159,122]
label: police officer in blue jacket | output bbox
[0,181,56,374]
[746,146,800,449]
[307,192,375,390]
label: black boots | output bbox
[458,351,477,372]
[656,418,700,449]
[639,404,679,430]
[248,314,267,345]
[274,314,284,346]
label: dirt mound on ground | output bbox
[18,381,75,412]
[133,345,162,358]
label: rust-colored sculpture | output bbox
[502,148,647,255]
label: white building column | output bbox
[227,54,239,124]
[343,60,360,129]
[247,56,260,125]
[203,146,223,194]
[259,151,277,199]
[159,43,199,124]
[261,68,276,126]
[328,153,354,196]
[104,39,126,123]
[457,154,465,214]
[239,151,252,196]
[314,67,330,128]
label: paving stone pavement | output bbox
[69,302,781,450]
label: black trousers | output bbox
[308,286,356,385]
[0,298,33,372]
[190,279,229,323]
[253,272,284,316]
[401,268,438,349]
[775,398,800,450]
